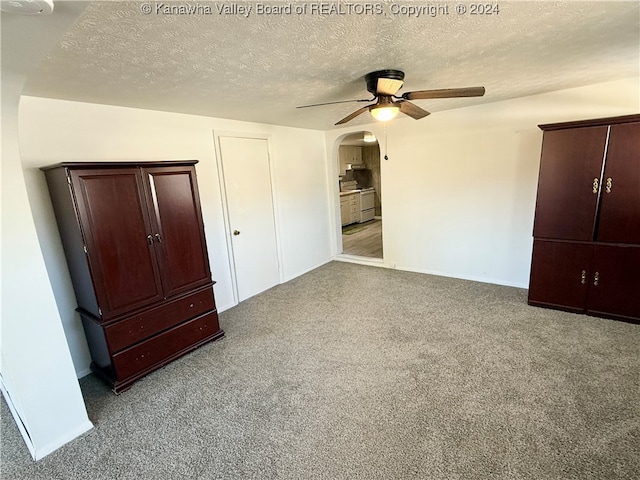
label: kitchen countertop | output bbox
[340,187,374,196]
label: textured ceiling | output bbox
[22,0,640,130]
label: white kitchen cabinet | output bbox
[340,196,350,226]
[340,191,360,226]
[338,146,363,175]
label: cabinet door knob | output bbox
[147,234,153,245]
[593,271,599,286]
[154,233,162,243]
[605,177,613,193]
[580,270,586,285]
[233,229,240,236]
[592,177,599,193]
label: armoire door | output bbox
[217,135,280,302]
[587,244,640,320]
[532,126,608,241]
[528,239,593,312]
[595,122,640,244]
[143,166,212,298]
[70,168,164,319]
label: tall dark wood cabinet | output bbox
[42,161,224,393]
[528,115,640,323]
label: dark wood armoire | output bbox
[528,115,640,323]
[42,161,224,393]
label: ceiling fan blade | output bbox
[377,78,404,96]
[398,101,430,120]
[402,86,485,100]
[297,98,373,109]
[335,105,373,125]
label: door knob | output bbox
[233,230,240,236]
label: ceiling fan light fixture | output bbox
[302,69,485,126]
[370,104,399,122]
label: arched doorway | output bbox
[337,131,383,259]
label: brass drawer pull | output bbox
[592,178,599,193]
[580,270,586,285]
[605,177,613,193]
[593,272,599,286]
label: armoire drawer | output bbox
[105,287,215,352]
[112,310,221,380]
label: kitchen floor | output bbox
[341,219,382,258]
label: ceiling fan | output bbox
[297,70,485,125]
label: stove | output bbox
[359,188,375,222]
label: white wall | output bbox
[326,78,640,288]
[18,97,332,377]
[1,5,93,461]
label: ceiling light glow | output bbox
[370,105,399,122]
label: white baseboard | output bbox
[334,254,388,268]
[217,257,334,313]
[1,373,94,461]
[0,375,36,460]
[281,257,333,284]
[393,263,528,289]
[76,367,92,379]
[332,256,527,289]
[32,419,93,461]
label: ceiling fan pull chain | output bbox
[384,123,389,161]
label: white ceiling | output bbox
[21,0,640,130]
[341,132,379,146]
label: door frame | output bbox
[333,131,385,266]
[213,130,284,305]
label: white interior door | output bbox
[218,135,280,302]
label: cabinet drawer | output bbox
[112,310,220,380]
[105,287,215,352]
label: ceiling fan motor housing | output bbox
[365,70,405,95]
